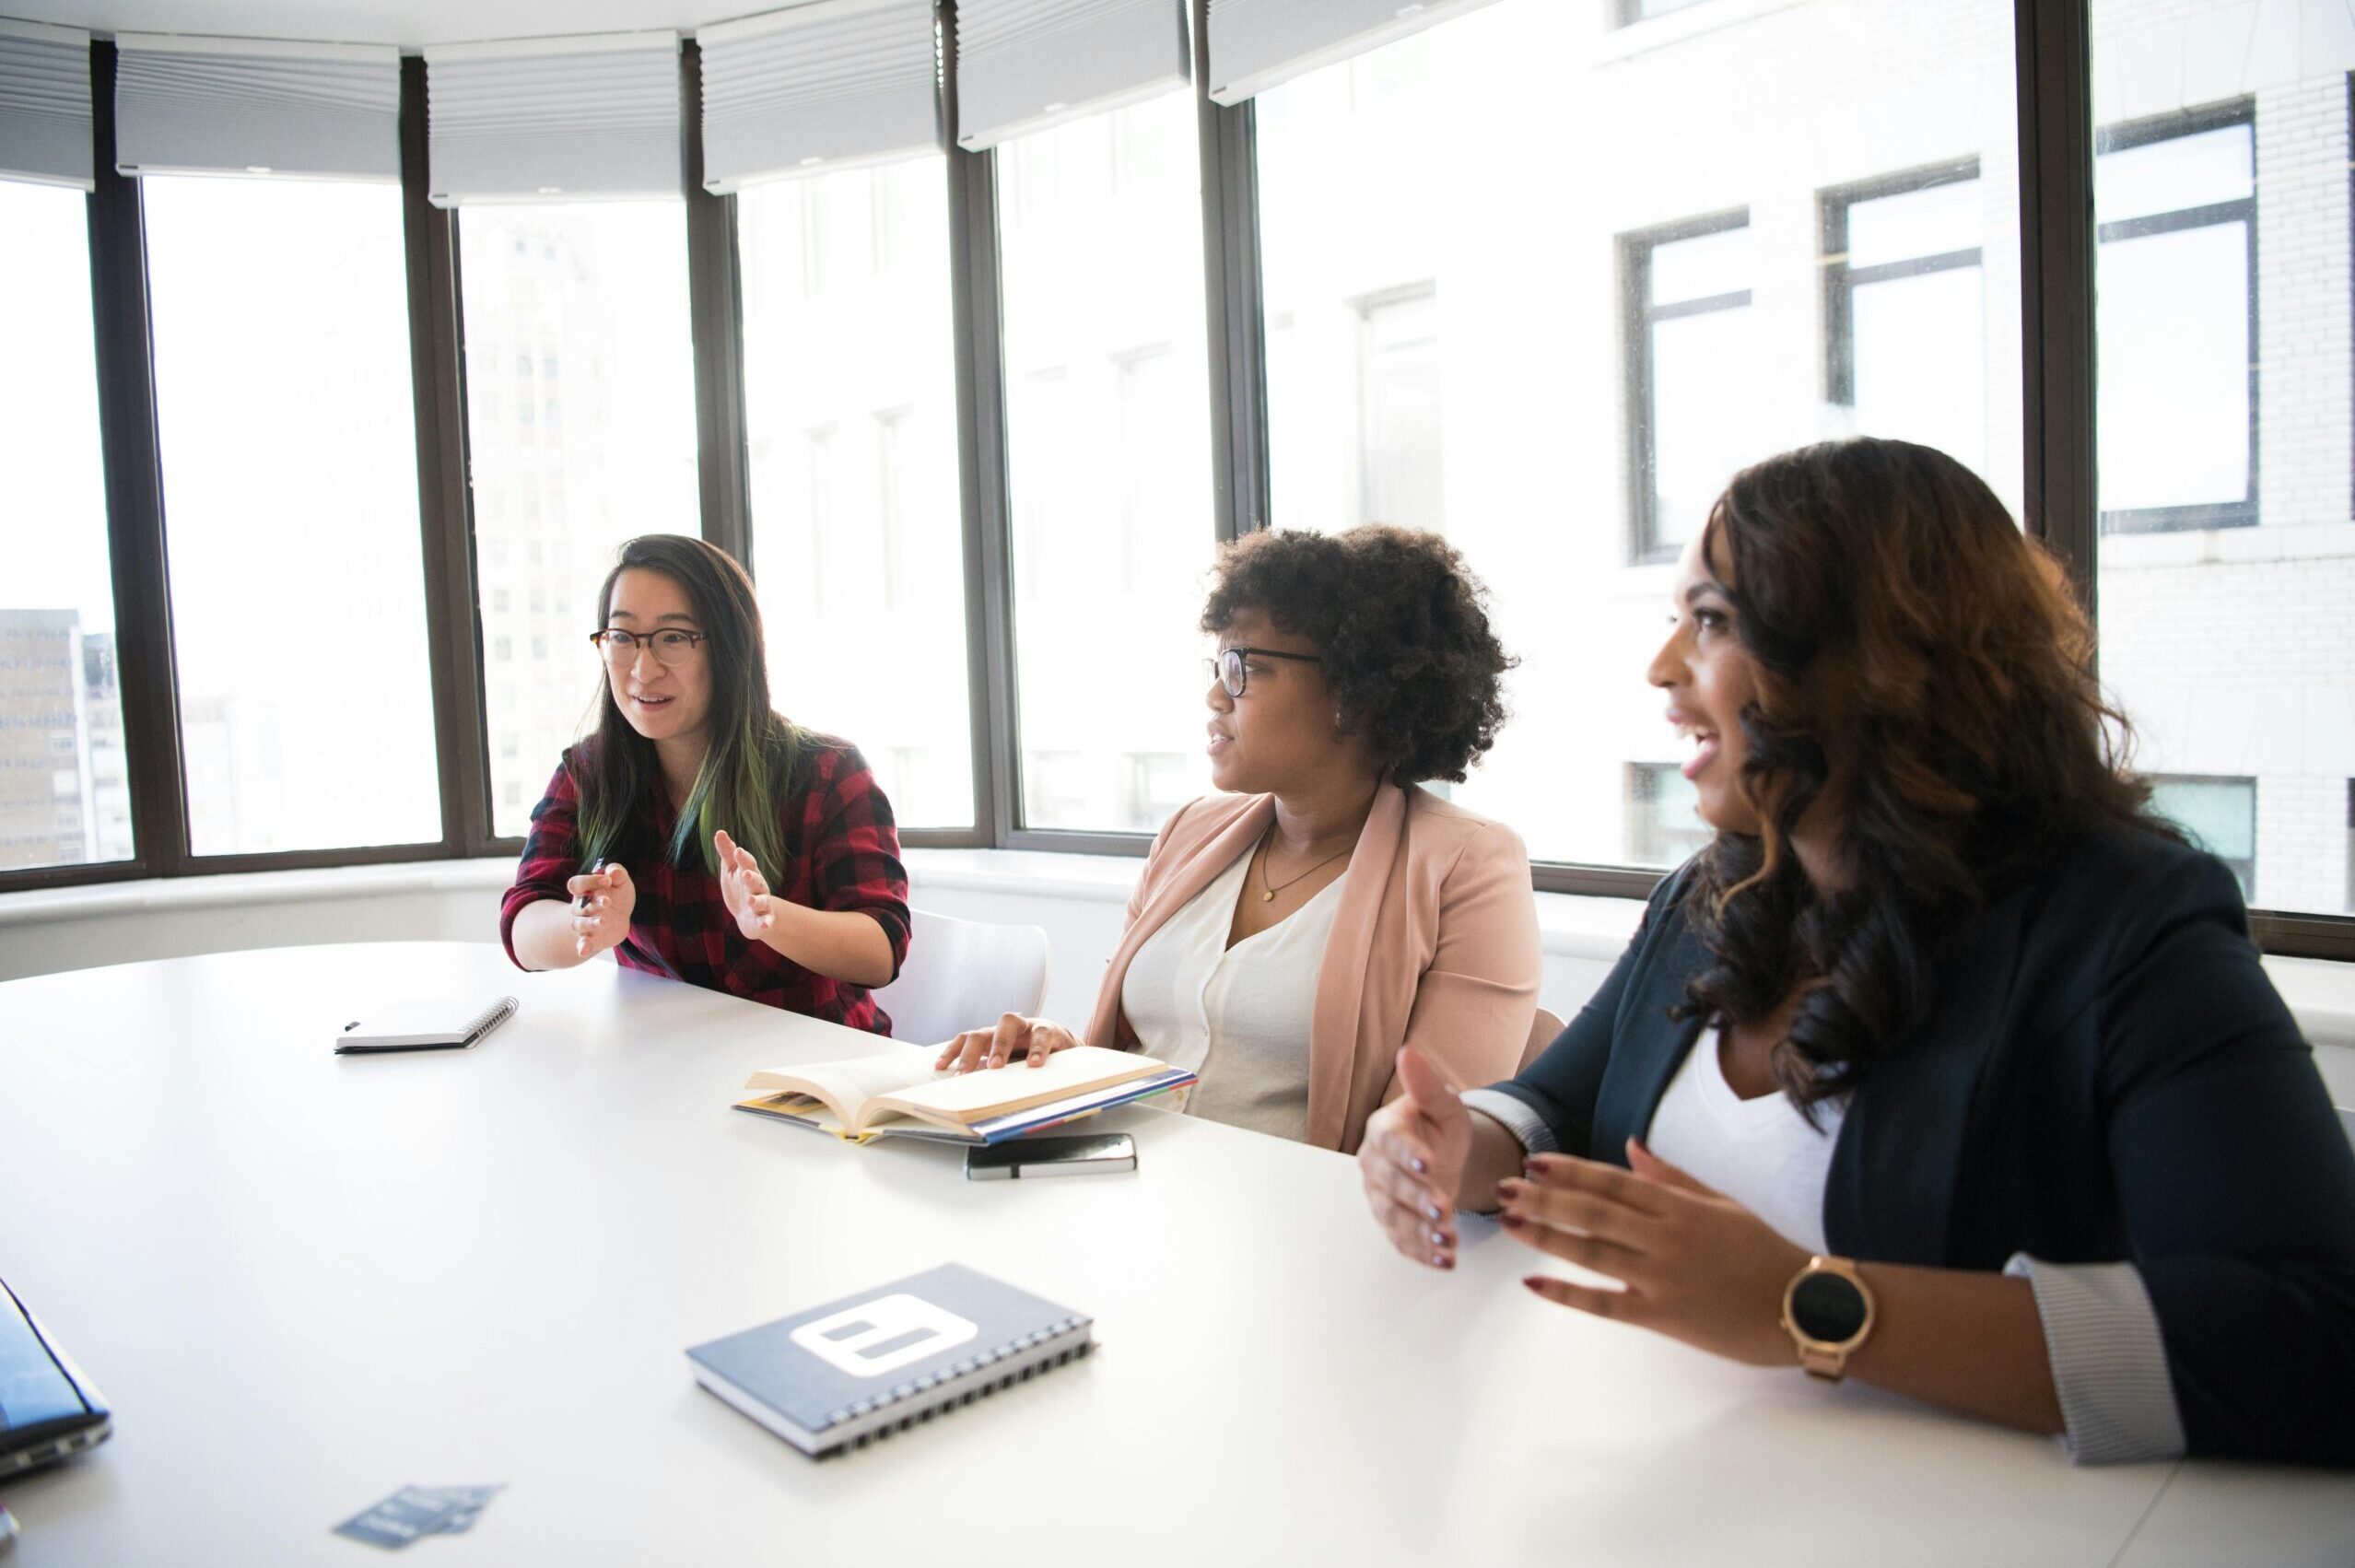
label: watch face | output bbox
[1789,1270,1869,1344]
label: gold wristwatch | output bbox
[1780,1255,1876,1380]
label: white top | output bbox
[1641,1024,1844,1255]
[0,942,2323,1563]
[1119,848,1346,1142]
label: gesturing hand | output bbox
[1358,1047,1472,1270]
[565,861,635,959]
[1496,1139,1809,1366]
[713,829,776,942]
[934,1013,1083,1073]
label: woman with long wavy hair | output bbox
[500,535,911,1032]
[1357,438,2355,1465]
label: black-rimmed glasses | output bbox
[591,628,708,667]
[1205,645,1323,698]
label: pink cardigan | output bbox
[1083,784,1541,1153]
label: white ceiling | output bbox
[5,0,780,48]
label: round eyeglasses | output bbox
[591,627,707,667]
[1204,645,1323,698]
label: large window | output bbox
[458,202,700,837]
[739,158,976,830]
[1256,0,2022,871]
[2093,106,2256,532]
[0,181,130,872]
[1823,163,1989,480]
[2090,0,2353,922]
[997,88,1214,834]
[143,176,440,856]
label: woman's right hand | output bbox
[934,1013,1084,1073]
[566,862,635,958]
[1359,1047,1472,1270]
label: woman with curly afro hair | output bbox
[937,523,1541,1155]
[1358,438,2355,1466]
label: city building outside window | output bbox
[456,201,700,840]
[0,181,131,872]
[2149,774,2257,903]
[739,158,975,830]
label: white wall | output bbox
[2,851,2349,1111]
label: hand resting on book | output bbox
[935,1013,1084,1074]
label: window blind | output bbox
[426,32,682,205]
[113,33,399,181]
[0,19,92,190]
[698,0,940,192]
[1205,0,1499,105]
[955,0,1188,152]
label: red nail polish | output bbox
[1521,1276,1547,1294]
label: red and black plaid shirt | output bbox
[499,733,911,1034]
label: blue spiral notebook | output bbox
[686,1263,1093,1457]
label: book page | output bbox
[741,1052,942,1131]
[877,1047,1167,1127]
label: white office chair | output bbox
[1517,1006,1567,1072]
[871,908,1052,1049]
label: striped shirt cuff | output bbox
[2004,1254,2186,1465]
[1459,1089,1558,1212]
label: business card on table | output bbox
[333,1484,504,1550]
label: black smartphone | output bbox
[965,1133,1137,1180]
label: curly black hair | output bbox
[1201,524,1514,787]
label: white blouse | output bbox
[1119,847,1346,1143]
[1642,1025,1844,1255]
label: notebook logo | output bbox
[791,1293,978,1378]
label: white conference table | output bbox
[0,942,2349,1567]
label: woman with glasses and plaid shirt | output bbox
[501,535,911,1033]
[936,524,1541,1158]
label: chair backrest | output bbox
[869,908,1051,1049]
[1517,1006,1567,1073]
[2340,1105,2355,1154]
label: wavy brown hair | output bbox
[1677,438,2179,1107]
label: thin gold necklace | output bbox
[1259,825,1354,903]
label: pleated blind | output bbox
[1205,0,1499,104]
[426,32,682,205]
[698,0,940,193]
[0,19,92,190]
[955,0,1188,151]
[113,34,399,181]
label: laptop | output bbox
[0,1276,111,1478]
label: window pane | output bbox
[740,158,976,830]
[2091,4,2355,919]
[0,182,132,872]
[2095,220,2251,515]
[460,202,700,838]
[1258,0,2021,870]
[143,176,439,856]
[999,88,1214,833]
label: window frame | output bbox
[1623,207,1752,567]
[2091,98,2259,535]
[7,7,2352,963]
[1821,158,1984,417]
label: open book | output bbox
[734,1046,1195,1146]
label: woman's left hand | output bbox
[713,829,777,941]
[1494,1139,1809,1367]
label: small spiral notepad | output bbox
[686,1263,1094,1457]
[334,996,518,1053]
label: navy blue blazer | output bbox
[1491,827,2355,1466]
